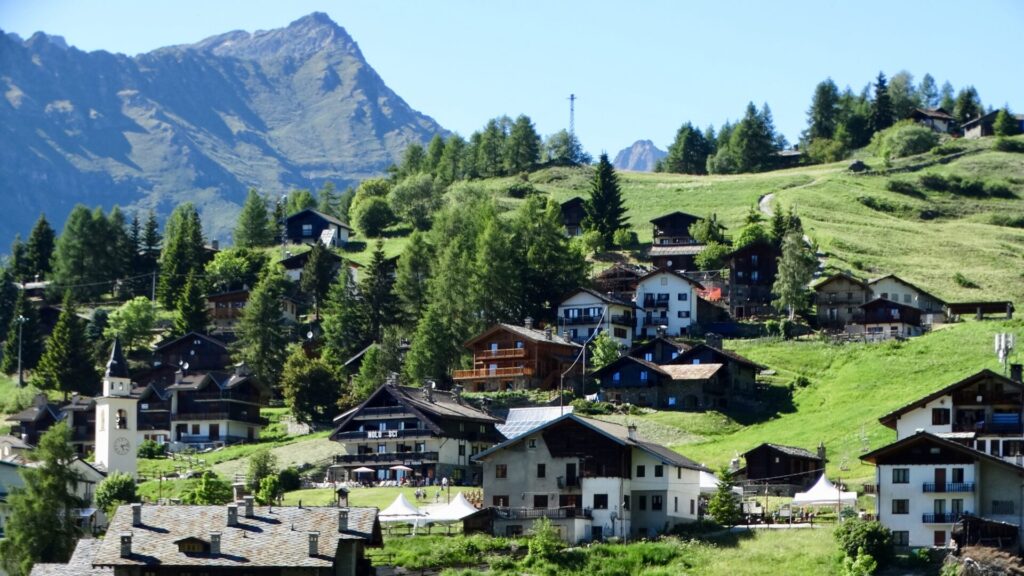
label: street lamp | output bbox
[15,315,27,387]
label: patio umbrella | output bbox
[389,465,413,472]
[353,466,374,473]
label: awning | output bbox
[792,474,857,507]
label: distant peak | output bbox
[290,12,337,27]
[25,31,69,50]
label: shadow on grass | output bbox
[715,384,797,427]
[700,527,758,548]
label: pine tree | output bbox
[0,267,19,340]
[50,206,98,301]
[0,290,42,376]
[300,242,335,320]
[583,153,629,248]
[504,115,540,174]
[317,182,342,219]
[424,134,445,176]
[0,422,83,576]
[158,204,205,308]
[871,72,893,133]
[807,78,840,140]
[993,108,1022,137]
[173,271,209,336]
[953,86,982,124]
[393,231,432,329]
[939,81,956,112]
[25,214,55,279]
[107,206,134,298]
[919,73,939,108]
[404,301,454,384]
[321,268,369,367]
[437,134,467,185]
[361,241,397,342]
[234,189,274,248]
[473,219,520,325]
[476,118,507,177]
[516,197,590,321]
[663,122,712,174]
[349,344,388,406]
[772,232,817,320]
[8,235,30,282]
[234,265,289,388]
[33,292,99,398]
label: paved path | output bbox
[758,192,775,216]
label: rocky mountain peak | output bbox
[613,140,667,172]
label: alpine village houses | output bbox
[452,321,584,393]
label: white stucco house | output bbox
[633,269,702,339]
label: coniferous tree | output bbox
[888,71,922,121]
[33,292,99,398]
[504,115,540,174]
[107,206,134,298]
[284,189,317,216]
[772,232,817,320]
[919,73,939,108]
[317,182,342,219]
[807,78,840,140]
[301,242,335,320]
[953,86,983,124]
[473,219,520,325]
[158,204,205,308]
[516,197,590,321]
[993,108,1022,137]
[0,422,83,576]
[405,299,456,385]
[584,153,629,248]
[477,118,508,177]
[662,122,712,174]
[424,134,445,176]
[234,265,289,388]
[8,235,30,282]
[871,72,893,133]
[361,241,397,342]
[234,189,274,248]
[50,206,97,301]
[173,271,209,336]
[320,268,369,367]
[25,214,55,279]
[393,231,432,328]
[349,344,388,405]
[0,267,19,339]
[437,134,467,185]
[0,291,42,376]
[939,81,956,112]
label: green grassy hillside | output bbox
[636,319,1023,484]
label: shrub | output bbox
[526,517,562,564]
[763,319,780,337]
[994,137,1024,153]
[985,181,1016,199]
[918,173,948,191]
[834,520,892,566]
[577,230,605,255]
[990,214,1024,228]
[571,398,615,415]
[806,137,850,164]
[95,470,138,516]
[506,181,537,198]
[931,141,965,156]
[278,467,302,492]
[885,179,921,197]
[779,318,795,340]
[351,196,395,237]
[137,439,165,459]
[871,121,940,160]
[953,272,980,289]
[842,547,878,576]
[612,228,638,249]
[793,375,811,388]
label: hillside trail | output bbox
[757,181,827,278]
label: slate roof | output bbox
[106,337,130,379]
[30,538,111,576]
[6,398,61,423]
[911,107,956,121]
[279,248,343,270]
[561,287,636,308]
[626,336,692,359]
[648,244,706,257]
[669,344,767,371]
[392,386,501,424]
[878,369,1021,429]
[811,271,869,291]
[0,434,32,449]
[659,363,724,380]
[152,331,228,353]
[285,208,353,230]
[746,443,821,461]
[464,323,583,348]
[861,431,1024,473]
[636,267,705,289]
[92,504,381,569]
[867,274,945,305]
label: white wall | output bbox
[556,293,635,348]
[877,463,977,548]
[895,397,952,440]
[634,272,697,337]
[582,476,629,539]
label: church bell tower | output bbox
[95,337,138,478]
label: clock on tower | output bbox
[95,337,139,478]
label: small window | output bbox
[932,408,951,426]
[537,463,546,478]
[302,223,313,237]
[623,495,630,510]
[458,444,466,456]
[638,495,647,510]
[644,352,654,361]
[952,468,965,483]
[690,499,695,515]
[493,495,509,507]
[893,531,909,547]
[892,499,909,514]
[652,495,663,511]
[677,467,681,480]
[495,464,507,479]
[677,293,688,301]
[677,311,690,319]
[528,439,537,449]
[892,468,909,484]
[640,370,648,382]
[612,372,621,382]
[751,255,759,266]
[904,293,911,304]
[533,495,549,509]
[654,465,664,477]
[593,494,609,509]
[636,465,646,478]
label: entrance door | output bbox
[934,468,946,492]
[591,526,603,541]
[933,530,946,547]
[175,424,187,441]
[209,424,220,441]
[566,463,577,487]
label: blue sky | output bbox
[2,0,1022,157]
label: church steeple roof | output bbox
[105,336,130,379]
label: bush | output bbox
[793,375,811,388]
[95,470,138,516]
[351,196,395,237]
[994,137,1024,153]
[885,179,921,197]
[990,214,1024,228]
[806,137,850,164]
[526,517,562,564]
[842,547,878,576]
[953,272,980,289]
[931,141,965,156]
[918,173,949,191]
[779,318,795,340]
[137,439,165,459]
[612,228,638,249]
[506,181,537,199]
[763,319,780,337]
[577,230,605,255]
[571,398,615,415]
[834,520,892,566]
[278,467,302,492]
[871,121,940,161]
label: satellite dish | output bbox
[307,331,314,340]
[667,260,673,267]
[182,362,190,371]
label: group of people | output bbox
[412,476,449,503]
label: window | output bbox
[614,327,626,338]
[667,396,676,406]
[677,311,690,319]
[638,495,647,510]
[751,255,759,266]
[892,468,909,484]
[623,495,630,510]
[674,497,679,512]
[493,495,509,507]
[612,372,621,382]
[677,467,682,480]
[302,223,313,237]
[116,409,127,429]
[654,465,664,477]
[932,408,951,426]
[752,270,759,282]
[377,444,387,453]
[644,352,654,361]
[976,439,987,453]
[892,499,909,514]
[593,494,609,509]
[952,468,964,483]
[640,370,648,382]
[537,463,546,478]
[904,293,912,304]
[690,499,695,515]
[458,444,466,456]
[192,424,200,435]
[677,293,688,301]
[652,495,663,511]
[528,439,537,449]
[415,442,426,453]
[533,495,548,508]
[495,464,507,479]
[636,465,646,478]
[892,531,909,547]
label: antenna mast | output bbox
[568,93,577,137]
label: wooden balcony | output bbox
[334,451,438,465]
[494,507,592,520]
[473,348,528,361]
[922,482,975,493]
[453,366,534,380]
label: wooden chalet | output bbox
[164,368,271,446]
[5,394,61,447]
[453,322,584,393]
[593,263,647,302]
[962,110,1024,139]
[850,298,924,340]
[279,247,344,282]
[284,208,352,247]
[739,443,825,495]
[206,289,299,332]
[813,272,870,329]
[152,332,231,372]
[909,107,957,134]
[648,211,705,270]
[329,383,504,485]
[594,355,728,410]
[726,241,780,318]
[627,335,691,364]
[560,197,586,237]
[663,343,765,410]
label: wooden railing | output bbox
[452,366,534,380]
[473,348,527,361]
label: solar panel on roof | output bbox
[496,406,573,440]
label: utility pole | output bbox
[16,315,27,387]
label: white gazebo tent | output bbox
[428,492,480,522]
[379,493,427,532]
[699,470,743,496]
[793,474,857,512]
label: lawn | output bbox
[281,485,468,510]
[635,318,1023,484]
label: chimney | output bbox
[423,383,434,403]
[119,532,133,558]
[211,240,219,251]
[452,385,463,405]
[232,482,246,502]
[705,333,723,351]
[627,424,638,441]
[226,504,238,527]
[1012,364,1023,384]
[817,442,827,463]
[338,509,349,533]
[524,317,534,330]
[656,325,666,337]
[243,496,254,518]
[131,503,142,527]
[174,370,183,385]
[210,532,221,555]
[545,327,553,340]
[308,531,320,557]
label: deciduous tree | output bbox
[94,470,137,517]
[182,471,232,505]
[104,296,156,353]
[772,232,817,319]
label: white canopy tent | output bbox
[420,492,480,523]
[792,474,857,508]
[699,470,743,496]
[379,493,426,524]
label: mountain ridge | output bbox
[613,139,666,172]
[0,13,446,242]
